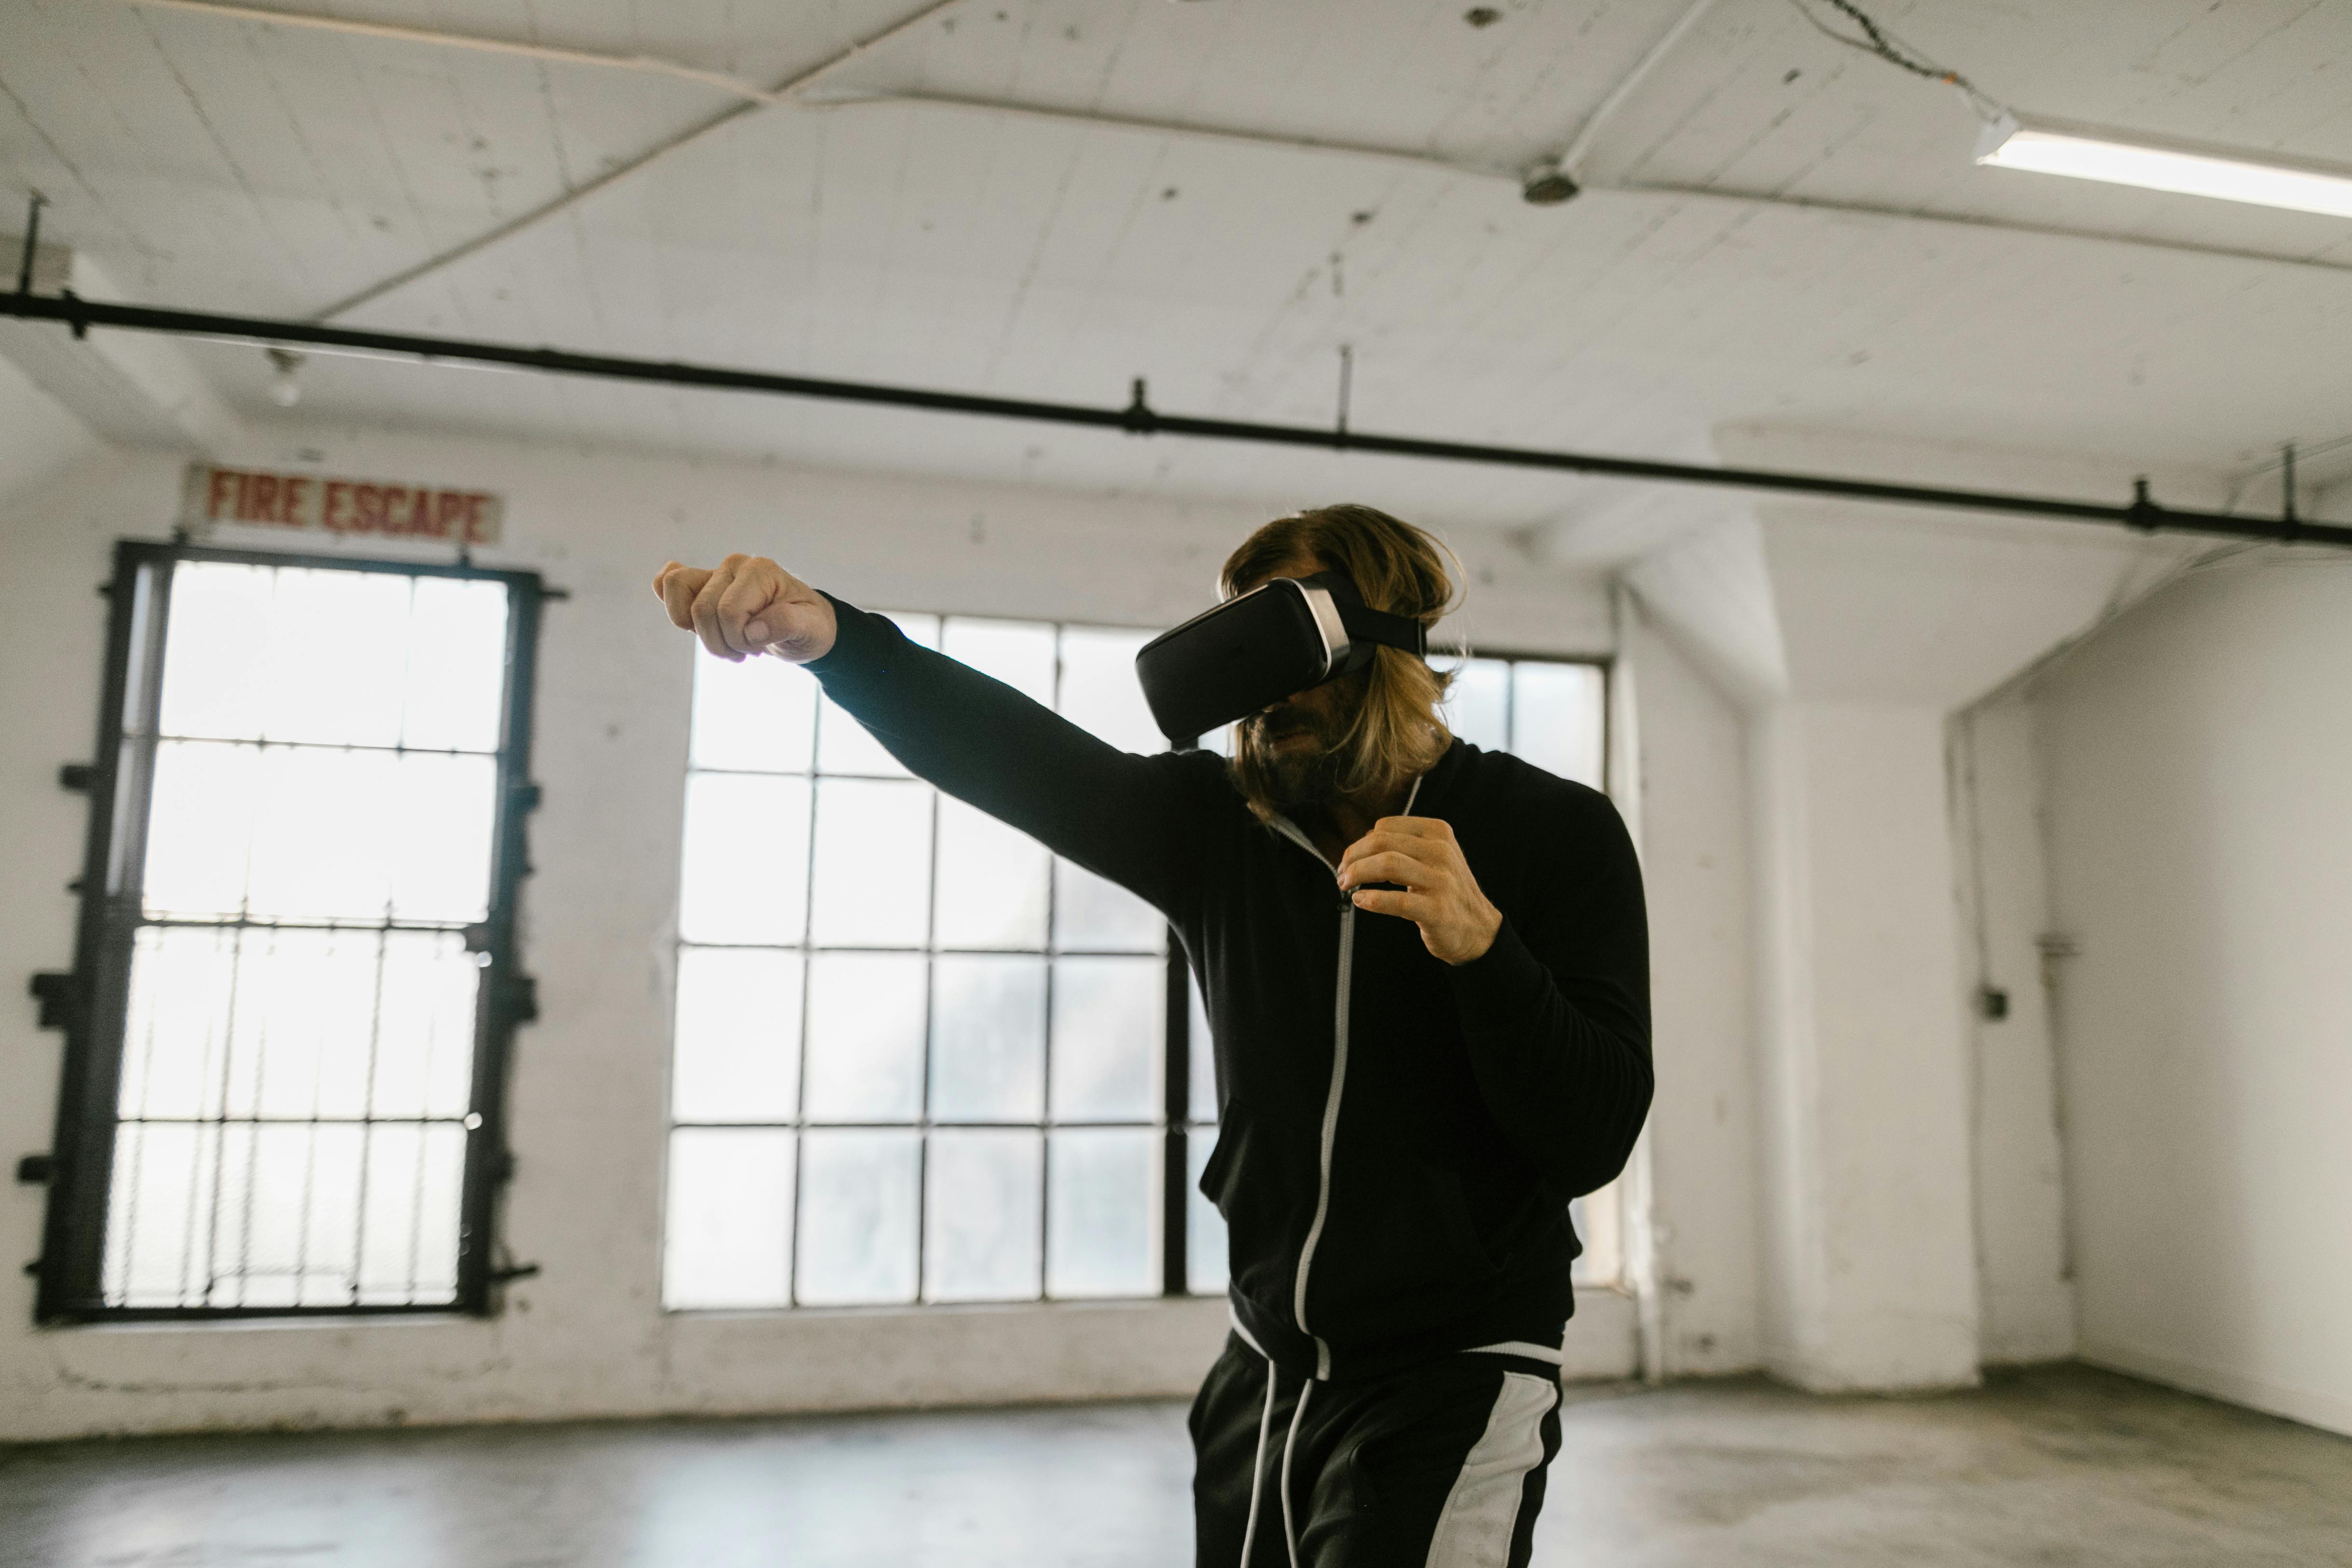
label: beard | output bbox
[1232,675,1368,820]
[1240,723,1347,815]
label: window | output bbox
[664,617,1204,1309]
[31,543,546,1321]
[662,626,1610,1310]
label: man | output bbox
[654,503,1651,1568]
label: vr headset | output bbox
[1134,571,1429,741]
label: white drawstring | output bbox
[1278,1377,1315,1568]
[1235,1348,1318,1568]
[1237,1356,1279,1568]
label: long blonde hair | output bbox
[1220,504,1460,820]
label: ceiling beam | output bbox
[1553,0,1720,179]
[96,0,784,103]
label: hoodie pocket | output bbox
[1316,1158,1501,1326]
[1196,1106,1244,1207]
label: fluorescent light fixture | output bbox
[1975,112,2352,220]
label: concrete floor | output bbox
[3,1365,2349,1567]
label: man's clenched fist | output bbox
[653,555,838,664]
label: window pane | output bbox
[1047,1128,1156,1298]
[674,947,802,1124]
[371,932,480,1120]
[1511,661,1606,788]
[1188,1132,1229,1294]
[809,779,932,947]
[102,1122,218,1308]
[664,1127,794,1309]
[1053,858,1165,953]
[691,645,815,774]
[929,955,1045,1122]
[1056,628,1160,753]
[121,928,478,1126]
[1442,657,1510,753]
[814,695,906,778]
[357,1122,468,1306]
[155,563,273,741]
[924,1129,1043,1302]
[1050,956,1162,1123]
[1188,974,1217,1124]
[298,1123,368,1307]
[401,578,509,752]
[406,1123,466,1302]
[177,747,488,924]
[118,926,238,1120]
[258,569,414,746]
[243,747,404,921]
[798,1129,920,1306]
[678,773,810,946]
[387,752,498,922]
[141,740,259,918]
[220,928,386,1121]
[933,797,1049,949]
[803,953,926,1122]
[942,618,1056,704]
[205,1121,367,1308]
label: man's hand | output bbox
[1336,816,1503,965]
[652,555,838,664]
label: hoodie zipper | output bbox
[1269,778,1421,1382]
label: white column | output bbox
[1752,700,1980,1390]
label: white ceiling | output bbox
[2,0,2349,528]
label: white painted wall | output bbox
[1949,697,2076,1365]
[1751,701,1980,1391]
[1619,604,1761,1378]
[0,353,102,507]
[0,426,1637,1440]
[2031,554,2352,1437]
[1627,427,2214,1396]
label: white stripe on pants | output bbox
[1421,1370,1559,1568]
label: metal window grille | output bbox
[663,619,1611,1310]
[29,541,546,1322]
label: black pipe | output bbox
[3,288,2344,549]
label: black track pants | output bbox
[1190,1332,1564,1568]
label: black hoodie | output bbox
[806,596,1652,1381]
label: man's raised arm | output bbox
[654,555,1205,917]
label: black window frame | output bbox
[28,539,548,1324]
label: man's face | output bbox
[1234,558,1366,809]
